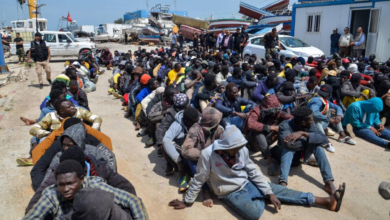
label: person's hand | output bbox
[269,194,281,211]
[196,73,203,81]
[47,56,51,62]
[114,84,118,90]
[378,124,385,132]
[334,116,342,124]
[284,131,306,144]
[234,112,247,119]
[381,93,390,99]
[270,125,279,132]
[369,92,376,98]
[346,44,350,47]
[370,126,381,136]
[168,199,187,209]
[361,93,369,100]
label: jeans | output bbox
[187,160,209,191]
[222,105,254,129]
[279,146,334,184]
[353,125,390,148]
[223,181,315,220]
[315,110,344,134]
[330,47,339,56]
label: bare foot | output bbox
[20,117,36,125]
[329,184,344,211]
[202,189,214,207]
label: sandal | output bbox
[334,183,346,212]
[16,157,33,166]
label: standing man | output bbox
[204,30,210,51]
[221,30,233,52]
[241,27,249,54]
[232,28,243,56]
[28,32,52,89]
[171,32,177,50]
[216,30,226,51]
[338,27,353,58]
[177,31,184,49]
[350,27,366,58]
[262,28,281,59]
[14,33,25,64]
[199,30,205,52]
[124,32,128,45]
[330,28,340,56]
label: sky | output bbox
[0,0,296,30]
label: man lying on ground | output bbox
[169,125,346,220]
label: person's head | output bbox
[318,84,333,99]
[232,67,242,78]
[371,60,379,70]
[242,63,249,71]
[357,27,362,34]
[357,63,366,73]
[227,30,231,36]
[16,33,20,37]
[69,80,79,94]
[344,27,349,34]
[317,61,325,71]
[66,67,77,80]
[342,58,350,69]
[164,86,179,105]
[340,70,350,83]
[218,125,247,156]
[226,83,239,100]
[204,73,217,88]
[280,55,286,63]
[221,65,229,76]
[308,68,317,77]
[271,27,277,36]
[218,83,226,93]
[55,160,85,201]
[307,56,314,64]
[148,78,159,91]
[174,63,182,72]
[336,58,341,67]
[293,107,313,129]
[350,73,362,88]
[173,93,190,111]
[49,89,66,107]
[307,76,318,91]
[285,69,296,83]
[236,28,240,33]
[201,30,204,34]
[213,64,221,73]
[54,99,77,118]
[114,50,119,56]
[35,32,42,41]
[195,59,201,67]
[333,28,338,34]
[266,73,277,88]
[369,54,376,62]
[59,146,86,175]
[327,60,336,71]
[78,59,85,66]
[183,107,199,129]
[282,81,295,96]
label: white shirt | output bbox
[339,33,353,47]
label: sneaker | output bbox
[325,128,335,136]
[157,148,163,157]
[325,143,336,153]
[339,136,356,145]
[47,79,52,85]
[178,175,190,192]
[165,162,174,175]
[346,124,355,138]
[379,181,390,200]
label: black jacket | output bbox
[26,154,137,214]
[30,40,48,62]
[221,35,234,50]
[30,134,100,191]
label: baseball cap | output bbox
[35,32,42,37]
[318,84,333,98]
[342,58,350,64]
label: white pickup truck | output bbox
[10,31,97,57]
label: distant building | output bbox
[291,0,390,61]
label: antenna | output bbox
[146,0,149,10]
[174,0,176,10]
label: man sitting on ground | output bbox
[24,160,149,219]
[341,73,375,108]
[169,125,346,220]
[68,80,89,110]
[252,73,277,103]
[196,73,219,111]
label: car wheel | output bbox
[244,54,250,62]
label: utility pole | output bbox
[174,0,177,10]
[28,3,46,32]
[146,0,149,10]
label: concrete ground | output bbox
[0,42,389,220]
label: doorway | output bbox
[350,9,370,37]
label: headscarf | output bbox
[200,107,222,130]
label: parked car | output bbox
[243,34,324,61]
[10,31,96,57]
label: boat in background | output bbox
[173,14,209,30]
[142,26,161,35]
[179,25,201,41]
[138,35,160,43]
[209,19,251,29]
[149,15,163,29]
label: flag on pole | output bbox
[67,12,72,22]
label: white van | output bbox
[10,31,96,57]
[243,34,325,61]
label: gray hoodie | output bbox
[184,125,273,203]
[162,111,188,164]
[44,124,117,181]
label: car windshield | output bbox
[66,33,77,42]
[279,37,310,48]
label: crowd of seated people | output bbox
[19,41,390,219]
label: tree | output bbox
[114,18,123,24]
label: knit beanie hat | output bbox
[140,74,151,85]
[173,93,189,110]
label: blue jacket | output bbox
[39,94,78,110]
[136,87,152,103]
[342,97,383,129]
[253,79,271,103]
[38,106,55,122]
[215,92,256,117]
[227,76,244,89]
[330,33,340,48]
[307,96,343,123]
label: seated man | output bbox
[181,107,224,207]
[30,99,102,140]
[279,81,296,114]
[169,125,346,220]
[245,95,293,176]
[341,73,375,108]
[278,107,338,197]
[343,97,390,148]
[307,84,356,153]
[252,73,277,103]
[215,83,256,129]
[163,107,200,192]
[196,73,219,111]
[24,160,148,219]
[26,146,135,214]
[135,78,159,130]
[99,48,113,70]
[184,69,202,100]
[167,63,185,85]
[68,80,89,110]
[30,118,113,190]
[296,76,319,97]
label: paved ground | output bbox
[0,42,389,220]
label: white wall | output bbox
[294,2,373,56]
[375,2,390,61]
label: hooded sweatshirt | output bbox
[182,108,224,161]
[43,124,116,181]
[100,48,113,62]
[184,125,273,203]
[342,97,382,129]
[162,111,189,163]
[252,77,272,103]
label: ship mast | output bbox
[28,0,37,19]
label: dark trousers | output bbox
[339,46,350,58]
